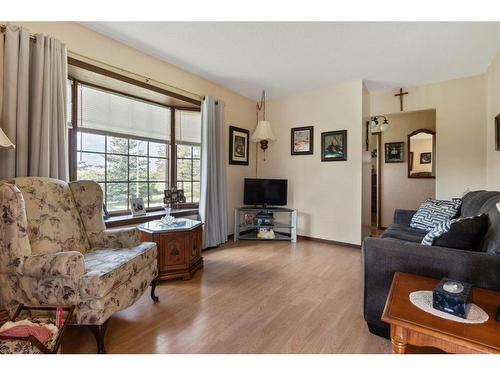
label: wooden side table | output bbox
[382,272,500,354]
[139,219,203,281]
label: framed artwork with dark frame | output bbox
[496,114,500,151]
[291,126,314,155]
[229,126,250,165]
[385,142,405,163]
[321,130,347,162]
[420,152,432,164]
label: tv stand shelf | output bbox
[233,207,297,242]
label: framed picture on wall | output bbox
[291,126,314,155]
[385,142,404,163]
[496,114,500,151]
[420,152,432,164]
[229,126,250,165]
[321,130,347,161]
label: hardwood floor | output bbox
[61,240,391,354]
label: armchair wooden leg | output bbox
[88,320,109,354]
[150,276,160,303]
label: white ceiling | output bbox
[82,22,500,100]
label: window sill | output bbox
[105,208,199,228]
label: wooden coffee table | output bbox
[382,272,500,354]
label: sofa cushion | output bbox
[478,195,500,254]
[80,242,157,300]
[460,191,500,218]
[410,198,461,231]
[380,224,428,243]
[14,178,90,255]
[421,214,489,250]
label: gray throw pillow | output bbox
[421,214,489,250]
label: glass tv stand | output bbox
[233,207,297,242]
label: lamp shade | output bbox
[0,128,15,148]
[251,121,276,142]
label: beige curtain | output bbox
[0,25,68,180]
[199,97,228,248]
[0,32,3,139]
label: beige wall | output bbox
[377,110,436,227]
[263,80,364,245]
[486,50,500,190]
[13,22,256,234]
[370,75,487,200]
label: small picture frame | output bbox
[244,213,254,225]
[385,142,405,163]
[229,126,250,165]
[321,130,347,162]
[496,114,500,151]
[291,126,314,155]
[420,152,432,164]
[130,197,146,216]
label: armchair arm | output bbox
[362,237,500,329]
[393,209,417,226]
[22,251,85,280]
[87,228,141,249]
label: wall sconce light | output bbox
[0,128,15,149]
[251,90,276,161]
[370,116,390,132]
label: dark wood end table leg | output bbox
[150,276,160,303]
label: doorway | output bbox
[370,132,382,236]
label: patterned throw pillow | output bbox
[410,198,462,231]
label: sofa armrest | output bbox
[22,251,85,280]
[393,209,417,226]
[87,228,141,249]
[362,237,500,330]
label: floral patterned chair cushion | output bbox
[80,243,157,300]
[77,260,157,325]
[13,178,90,255]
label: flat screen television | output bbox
[244,178,288,207]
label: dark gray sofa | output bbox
[362,191,500,338]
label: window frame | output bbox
[176,143,201,205]
[68,77,202,215]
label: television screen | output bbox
[244,178,288,206]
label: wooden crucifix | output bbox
[394,88,408,111]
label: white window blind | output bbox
[175,110,201,145]
[78,85,170,141]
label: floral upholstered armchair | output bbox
[0,177,159,353]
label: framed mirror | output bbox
[408,129,435,179]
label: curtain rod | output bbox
[0,23,202,101]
